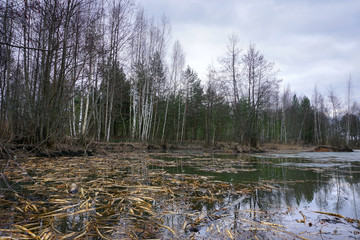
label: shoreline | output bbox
[1,138,317,159]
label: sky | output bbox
[140,0,360,104]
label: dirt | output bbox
[313,145,353,152]
[0,140,254,159]
[1,138,320,160]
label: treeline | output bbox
[0,0,359,147]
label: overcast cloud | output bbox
[140,0,360,103]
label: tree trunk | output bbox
[161,96,169,142]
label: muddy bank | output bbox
[1,139,270,159]
[0,140,147,159]
[1,138,323,159]
[313,145,353,152]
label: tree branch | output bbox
[0,41,49,52]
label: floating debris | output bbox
[0,152,359,239]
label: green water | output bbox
[2,151,359,239]
[160,152,360,217]
[152,151,360,239]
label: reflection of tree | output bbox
[164,154,360,221]
[253,158,328,207]
[354,182,360,219]
[233,156,360,219]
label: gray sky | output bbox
[140,0,360,104]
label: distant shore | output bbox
[0,138,354,159]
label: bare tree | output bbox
[128,9,170,141]
[220,33,242,106]
[219,34,242,141]
[312,85,321,144]
[241,45,280,146]
[0,0,15,137]
[346,75,352,145]
[168,40,185,141]
[281,85,291,143]
[104,0,134,141]
[328,86,342,145]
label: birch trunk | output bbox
[82,89,90,135]
[79,86,83,135]
[181,93,188,142]
[131,88,138,139]
[97,96,102,141]
[161,96,169,142]
[176,95,181,141]
[106,89,114,142]
[72,97,76,136]
[82,55,92,136]
[104,81,109,140]
[69,103,73,137]
[281,109,287,143]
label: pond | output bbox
[0,150,359,239]
[154,150,360,239]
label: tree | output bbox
[219,34,242,141]
[128,9,169,141]
[328,87,342,145]
[298,96,314,144]
[180,66,203,141]
[241,45,280,146]
[168,40,185,141]
[0,0,15,138]
[205,66,232,146]
[345,76,352,145]
[280,86,291,143]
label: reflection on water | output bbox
[1,151,359,239]
[166,152,360,216]
[158,151,360,239]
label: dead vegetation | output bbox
[260,143,314,152]
[313,145,353,152]
[0,153,248,239]
[1,138,271,161]
[1,152,359,239]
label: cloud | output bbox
[139,0,360,103]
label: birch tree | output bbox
[129,9,169,141]
[169,41,185,141]
[328,87,342,145]
[181,66,198,141]
[241,45,280,146]
[104,0,133,141]
[219,34,242,141]
[281,86,291,143]
[346,76,352,145]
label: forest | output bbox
[1,0,359,148]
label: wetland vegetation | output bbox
[1,0,360,239]
[1,150,359,239]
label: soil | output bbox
[313,145,353,152]
[0,139,146,159]
[0,138,317,159]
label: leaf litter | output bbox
[0,152,359,239]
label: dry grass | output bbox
[1,152,358,239]
[0,153,249,239]
[261,143,313,151]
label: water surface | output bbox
[1,151,359,239]
[154,151,360,239]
